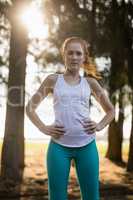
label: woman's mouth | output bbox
[71,63,78,65]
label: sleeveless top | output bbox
[51,74,96,147]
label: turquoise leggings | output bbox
[46,139,99,200]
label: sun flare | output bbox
[21,4,49,39]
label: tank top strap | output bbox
[54,74,91,92]
[54,73,63,86]
[82,76,92,94]
[60,74,83,88]
[53,74,64,94]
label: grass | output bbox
[97,141,129,158]
[0,138,129,159]
[0,139,132,200]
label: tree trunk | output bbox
[106,89,124,162]
[105,0,126,162]
[127,92,133,171]
[1,2,28,181]
[105,47,125,163]
[127,46,133,171]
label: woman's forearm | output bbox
[26,107,46,132]
[96,109,115,132]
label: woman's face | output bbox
[64,42,85,73]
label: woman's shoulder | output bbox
[85,76,94,81]
[45,73,59,86]
[85,76,98,86]
[85,76,103,95]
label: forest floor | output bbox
[0,140,133,200]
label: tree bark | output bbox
[127,46,133,171]
[127,91,133,171]
[1,2,28,181]
[106,89,124,162]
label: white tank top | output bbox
[51,74,96,147]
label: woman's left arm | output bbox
[86,77,115,132]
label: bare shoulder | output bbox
[26,73,59,110]
[45,73,58,87]
[85,76,104,97]
[40,73,58,89]
[36,73,58,95]
[86,77,115,114]
[86,76,98,85]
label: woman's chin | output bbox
[69,66,80,72]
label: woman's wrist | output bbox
[38,124,46,132]
[96,123,102,132]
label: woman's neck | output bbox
[64,69,80,79]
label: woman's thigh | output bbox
[46,140,71,200]
[75,140,99,200]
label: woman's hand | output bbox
[83,120,100,134]
[39,124,65,139]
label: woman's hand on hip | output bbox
[83,120,99,134]
[39,124,65,139]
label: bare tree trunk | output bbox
[127,46,133,171]
[127,92,133,171]
[1,2,28,181]
[106,89,124,162]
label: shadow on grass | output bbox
[0,177,133,200]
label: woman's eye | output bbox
[67,51,73,55]
[77,52,82,56]
[67,51,82,56]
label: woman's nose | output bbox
[71,53,77,59]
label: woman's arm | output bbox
[26,74,65,138]
[85,77,115,133]
[26,74,54,130]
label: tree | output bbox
[104,0,128,162]
[0,1,29,181]
[127,11,133,169]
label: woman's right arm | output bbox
[26,74,65,138]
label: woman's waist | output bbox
[53,119,90,136]
[54,110,90,122]
[54,104,89,111]
[54,115,88,124]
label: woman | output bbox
[26,37,115,200]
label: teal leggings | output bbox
[46,139,99,200]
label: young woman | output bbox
[26,37,115,200]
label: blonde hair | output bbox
[61,36,102,80]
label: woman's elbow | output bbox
[25,100,38,119]
[25,103,33,117]
[109,106,115,120]
[25,104,30,116]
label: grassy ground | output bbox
[0,139,133,200]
